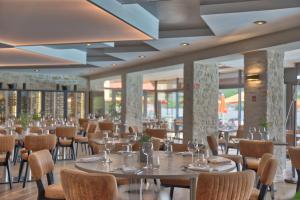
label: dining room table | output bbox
[75,151,236,200]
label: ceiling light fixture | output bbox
[139,55,145,58]
[112,64,117,67]
[254,20,267,25]
[87,43,91,46]
[33,69,40,72]
[180,42,190,46]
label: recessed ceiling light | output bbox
[254,20,267,25]
[87,43,91,46]
[33,69,40,72]
[218,64,224,67]
[139,55,145,58]
[112,64,117,67]
[180,42,190,46]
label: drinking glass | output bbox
[152,152,160,169]
[187,140,197,163]
[142,142,153,169]
[248,127,256,140]
[105,140,115,163]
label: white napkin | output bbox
[76,156,105,163]
[187,164,212,172]
[121,166,141,174]
[208,157,231,165]
[176,151,193,156]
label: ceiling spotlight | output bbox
[218,64,224,67]
[112,64,117,67]
[86,43,91,46]
[139,55,145,58]
[180,42,190,46]
[33,69,40,72]
[254,20,267,25]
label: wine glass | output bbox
[142,142,153,169]
[248,127,256,140]
[187,140,197,164]
[105,139,115,163]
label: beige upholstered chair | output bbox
[75,123,97,156]
[99,122,114,137]
[239,140,273,171]
[60,169,118,200]
[18,134,57,188]
[160,143,190,199]
[54,127,77,161]
[78,118,89,132]
[30,127,43,134]
[207,135,242,171]
[29,150,65,200]
[145,128,167,139]
[227,126,244,153]
[197,170,255,200]
[288,147,300,193]
[250,154,278,200]
[0,135,15,189]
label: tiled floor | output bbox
[0,149,298,200]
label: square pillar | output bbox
[121,72,143,132]
[244,50,285,179]
[183,61,219,143]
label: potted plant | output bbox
[32,112,41,126]
[139,134,152,163]
[19,113,31,134]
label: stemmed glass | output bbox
[142,142,153,169]
[105,139,115,163]
[187,140,197,164]
[248,127,256,140]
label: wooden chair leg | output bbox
[76,142,79,157]
[72,144,76,160]
[18,160,24,182]
[170,187,174,200]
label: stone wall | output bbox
[0,71,88,90]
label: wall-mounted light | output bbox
[246,74,260,81]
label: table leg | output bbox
[190,177,197,200]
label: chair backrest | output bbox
[128,126,134,134]
[286,133,295,146]
[196,170,255,200]
[0,135,15,154]
[0,128,7,135]
[79,118,89,127]
[87,123,97,134]
[260,158,278,186]
[60,169,118,200]
[30,127,43,134]
[99,122,114,132]
[257,153,273,177]
[28,150,55,181]
[288,147,300,169]
[56,127,76,139]
[207,135,219,156]
[15,126,23,134]
[24,135,56,152]
[151,138,161,151]
[145,128,167,139]
[239,140,273,158]
[171,143,187,152]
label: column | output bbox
[121,72,143,132]
[183,61,219,144]
[244,50,285,179]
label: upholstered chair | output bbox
[0,135,15,189]
[207,135,242,171]
[145,128,167,139]
[227,125,244,153]
[54,127,77,161]
[151,138,162,151]
[239,140,273,171]
[88,131,104,155]
[75,123,97,156]
[288,147,300,193]
[98,122,114,137]
[160,143,190,199]
[60,169,118,200]
[18,134,56,188]
[78,118,89,133]
[250,155,278,200]
[30,127,43,134]
[197,170,255,200]
[28,150,65,200]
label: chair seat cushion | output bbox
[0,154,6,163]
[246,158,259,170]
[160,178,190,187]
[249,188,260,200]
[45,184,65,200]
[59,139,73,146]
[220,154,242,164]
[227,142,238,149]
[75,136,88,143]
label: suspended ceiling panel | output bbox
[0,48,76,67]
[0,0,157,46]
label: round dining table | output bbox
[75,151,236,200]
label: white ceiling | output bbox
[0,0,300,77]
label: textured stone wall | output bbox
[244,50,285,180]
[121,72,143,132]
[193,63,219,144]
[0,71,88,90]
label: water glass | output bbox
[142,142,153,169]
[187,140,197,163]
[152,152,160,169]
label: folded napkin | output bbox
[76,156,105,163]
[187,164,212,172]
[121,166,142,174]
[208,157,231,165]
[176,151,193,156]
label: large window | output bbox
[104,89,121,120]
[219,88,244,129]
